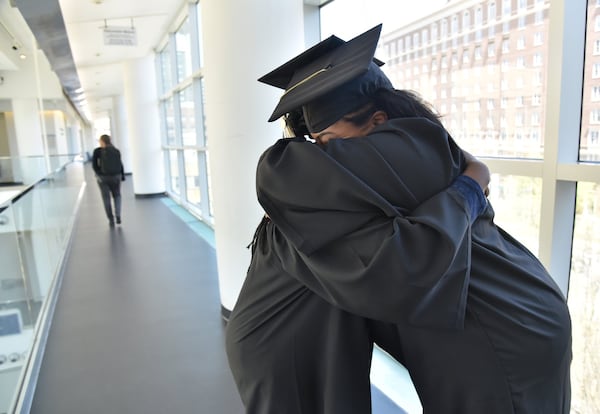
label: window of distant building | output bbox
[503,0,512,16]
[592,86,600,101]
[462,48,470,64]
[489,2,497,20]
[518,0,527,11]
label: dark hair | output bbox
[372,89,442,127]
[99,134,113,146]
[283,89,442,137]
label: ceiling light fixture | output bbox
[19,53,26,60]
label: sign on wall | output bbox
[103,26,137,46]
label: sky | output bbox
[320,0,449,39]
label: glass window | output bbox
[196,1,204,65]
[570,182,600,413]
[159,44,172,94]
[163,97,176,146]
[184,149,200,206]
[489,2,497,20]
[175,17,192,82]
[179,85,197,146]
[581,0,600,161]
[503,0,512,16]
[156,3,212,222]
[482,179,542,239]
[169,150,180,195]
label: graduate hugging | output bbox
[225,25,572,414]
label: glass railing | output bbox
[0,155,79,190]
[0,160,85,414]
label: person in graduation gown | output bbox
[225,24,572,414]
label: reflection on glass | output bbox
[0,203,35,414]
[176,17,192,83]
[179,86,197,146]
[321,0,550,159]
[169,150,180,195]
[487,174,542,255]
[569,182,600,413]
[184,149,201,206]
[580,0,600,162]
[164,98,176,146]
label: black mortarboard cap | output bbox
[259,24,393,133]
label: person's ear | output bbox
[371,110,388,126]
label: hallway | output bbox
[28,163,405,414]
[30,164,244,414]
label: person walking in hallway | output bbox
[92,134,125,226]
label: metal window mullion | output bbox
[538,0,587,296]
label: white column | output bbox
[123,56,165,195]
[11,98,44,156]
[112,94,132,174]
[202,0,318,313]
[11,98,46,183]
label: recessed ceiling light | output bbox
[19,54,26,60]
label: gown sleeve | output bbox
[256,118,481,328]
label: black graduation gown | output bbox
[251,117,572,413]
[225,118,489,414]
[225,220,375,414]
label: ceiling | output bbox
[59,0,186,120]
[9,0,332,124]
[11,0,186,123]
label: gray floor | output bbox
[30,164,405,414]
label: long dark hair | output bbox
[283,89,442,137]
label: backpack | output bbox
[100,146,122,175]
